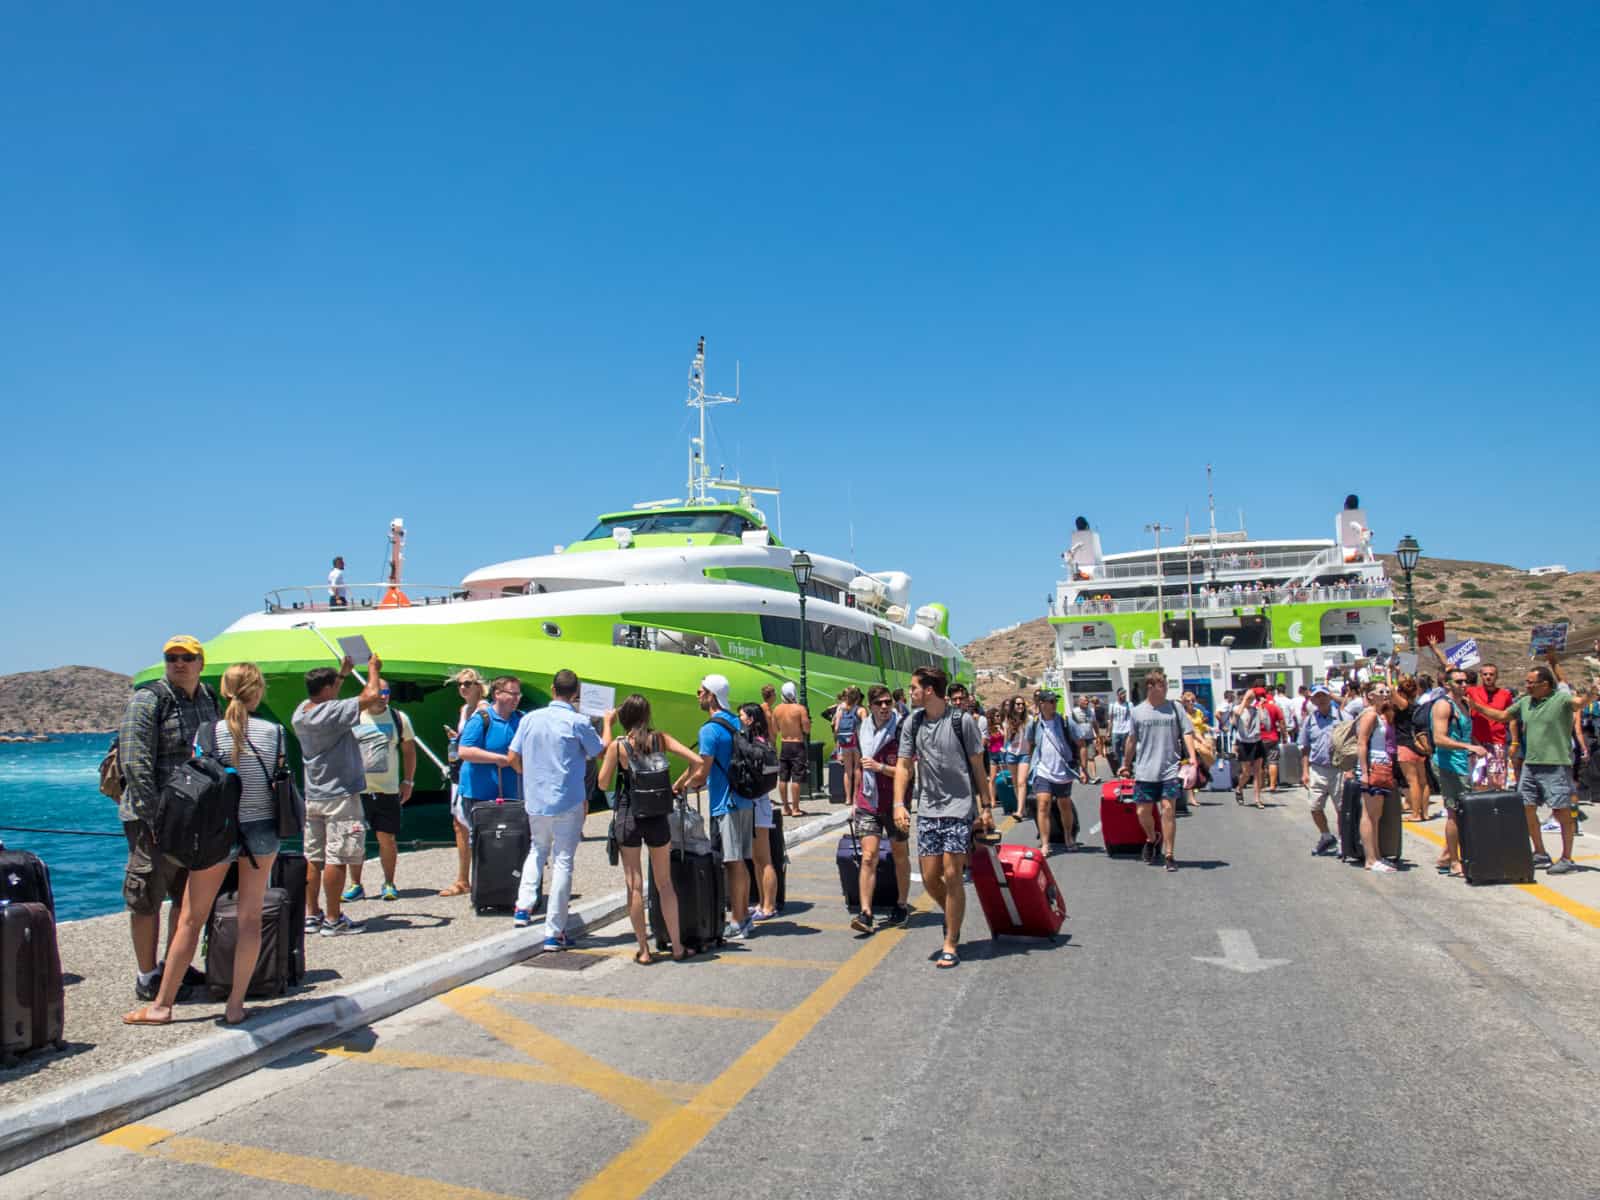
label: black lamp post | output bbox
[1395,534,1422,649]
[790,550,813,712]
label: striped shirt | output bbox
[208,717,284,825]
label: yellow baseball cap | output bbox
[162,635,204,656]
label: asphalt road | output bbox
[12,782,1600,1200]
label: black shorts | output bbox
[361,792,403,836]
[1236,741,1264,763]
[779,742,809,784]
[616,801,670,849]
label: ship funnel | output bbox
[1336,498,1370,564]
[1067,521,1104,581]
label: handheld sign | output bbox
[336,634,375,664]
[1529,621,1569,657]
[578,682,616,719]
[1444,639,1481,669]
[1415,620,1446,648]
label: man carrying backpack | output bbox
[690,674,758,941]
[115,634,220,1002]
[1298,685,1343,856]
[892,666,993,969]
[1026,690,1082,854]
[345,677,416,903]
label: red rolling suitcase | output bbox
[969,843,1066,939]
[1100,779,1149,857]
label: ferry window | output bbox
[759,615,803,649]
[584,512,750,540]
[612,623,722,657]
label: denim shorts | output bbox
[1519,764,1574,810]
[1132,779,1183,804]
[235,818,281,862]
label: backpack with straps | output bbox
[624,732,675,819]
[907,707,982,797]
[1329,719,1361,772]
[98,679,217,802]
[719,716,777,801]
[1026,714,1077,773]
[157,722,242,871]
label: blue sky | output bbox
[2,3,1597,674]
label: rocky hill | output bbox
[0,667,133,734]
[963,557,1600,703]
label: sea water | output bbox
[0,734,127,922]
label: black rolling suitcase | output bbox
[220,851,307,982]
[827,759,846,804]
[471,801,532,912]
[1338,778,1365,862]
[205,887,293,998]
[1022,794,1081,845]
[837,829,898,912]
[0,900,66,1066]
[650,794,725,952]
[0,842,54,914]
[1377,790,1402,863]
[1459,789,1534,885]
[745,808,786,914]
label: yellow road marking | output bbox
[100,1124,519,1200]
[316,1045,703,1100]
[569,946,843,971]
[782,891,850,903]
[487,989,786,1021]
[569,916,911,1200]
[1403,820,1600,929]
[438,987,680,1123]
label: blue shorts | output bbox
[1132,779,1182,805]
[916,815,973,858]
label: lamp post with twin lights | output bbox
[790,550,813,713]
[1395,535,1422,650]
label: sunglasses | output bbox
[871,699,894,708]
[458,681,481,689]
[380,688,391,698]
[164,653,198,663]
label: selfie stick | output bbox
[291,620,450,776]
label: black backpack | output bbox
[707,715,776,801]
[157,723,242,871]
[907,707,982,797]
[624,733,675,819]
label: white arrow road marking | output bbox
[1088,823,1102,837]
[1193,929,1291,974]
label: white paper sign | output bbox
[578,683,615,718]
[336,634,374,665]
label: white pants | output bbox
[515,805,585,938]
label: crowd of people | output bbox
[109,629,1598,1023]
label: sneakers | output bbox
[1532,852,1553,869]
[1313,832,1338,857]
[1141,841,1156,865]
[513,908,533,928]
[381,883,399,902]
[340,883,366,902]
[722,920,748,942]
[1547,859,1577,875]
[850,909,875,935]
[320,914,364,936]
[741,914,756,938]
[1368,860,1398,874]
[542,933,574,951]
[882,904,909,928]
[750,908,777,922]
[304,913,324,933]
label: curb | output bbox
[0,804,856,1174]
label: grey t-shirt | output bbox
[897,707,983,821]
[1235,706,1261,743]
[1131,701,1195,783]
[1027,714,1076,785]
[292,697,366,803]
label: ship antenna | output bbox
[1206,463,1218,584]
[685,336,740,505]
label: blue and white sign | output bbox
[1445,639,1481,669]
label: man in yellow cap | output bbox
[115,634,220,1003]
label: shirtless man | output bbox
[772,681,812,818]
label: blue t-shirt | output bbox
[698,710,747,817]
[459,708,523,801]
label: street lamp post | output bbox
[1395,535,1422,650]
[1145,522,1173,642]
[790,550,813,712]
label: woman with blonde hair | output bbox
[596,693,704,963]
[439,668,489,897]
[124,662,282,1027]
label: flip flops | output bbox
[437,881,470,898]
[935,950,960,969]
[123,1006,171,1026]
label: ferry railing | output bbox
[1091,548,1338,583]
[264,584,468,614]
[1060,583,1392,617]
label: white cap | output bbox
[699,674,731,710]
[781,681,797,702]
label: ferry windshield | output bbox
[582,512,753,540]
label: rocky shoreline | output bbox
[0,733,66,744]
[0,666,131,736]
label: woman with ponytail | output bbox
[124,662,283,1028]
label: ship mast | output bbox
[686,336,741,506]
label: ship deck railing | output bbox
[1058,583,1392,617]
[1088,547,1372,583]
[264,584,469,614]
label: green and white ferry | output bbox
[140,340,971,790]
[1044,494,1396,713]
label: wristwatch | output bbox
[402,779,415,786]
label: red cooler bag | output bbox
[970,842,1066,939]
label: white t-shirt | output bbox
[328,566,348,601]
